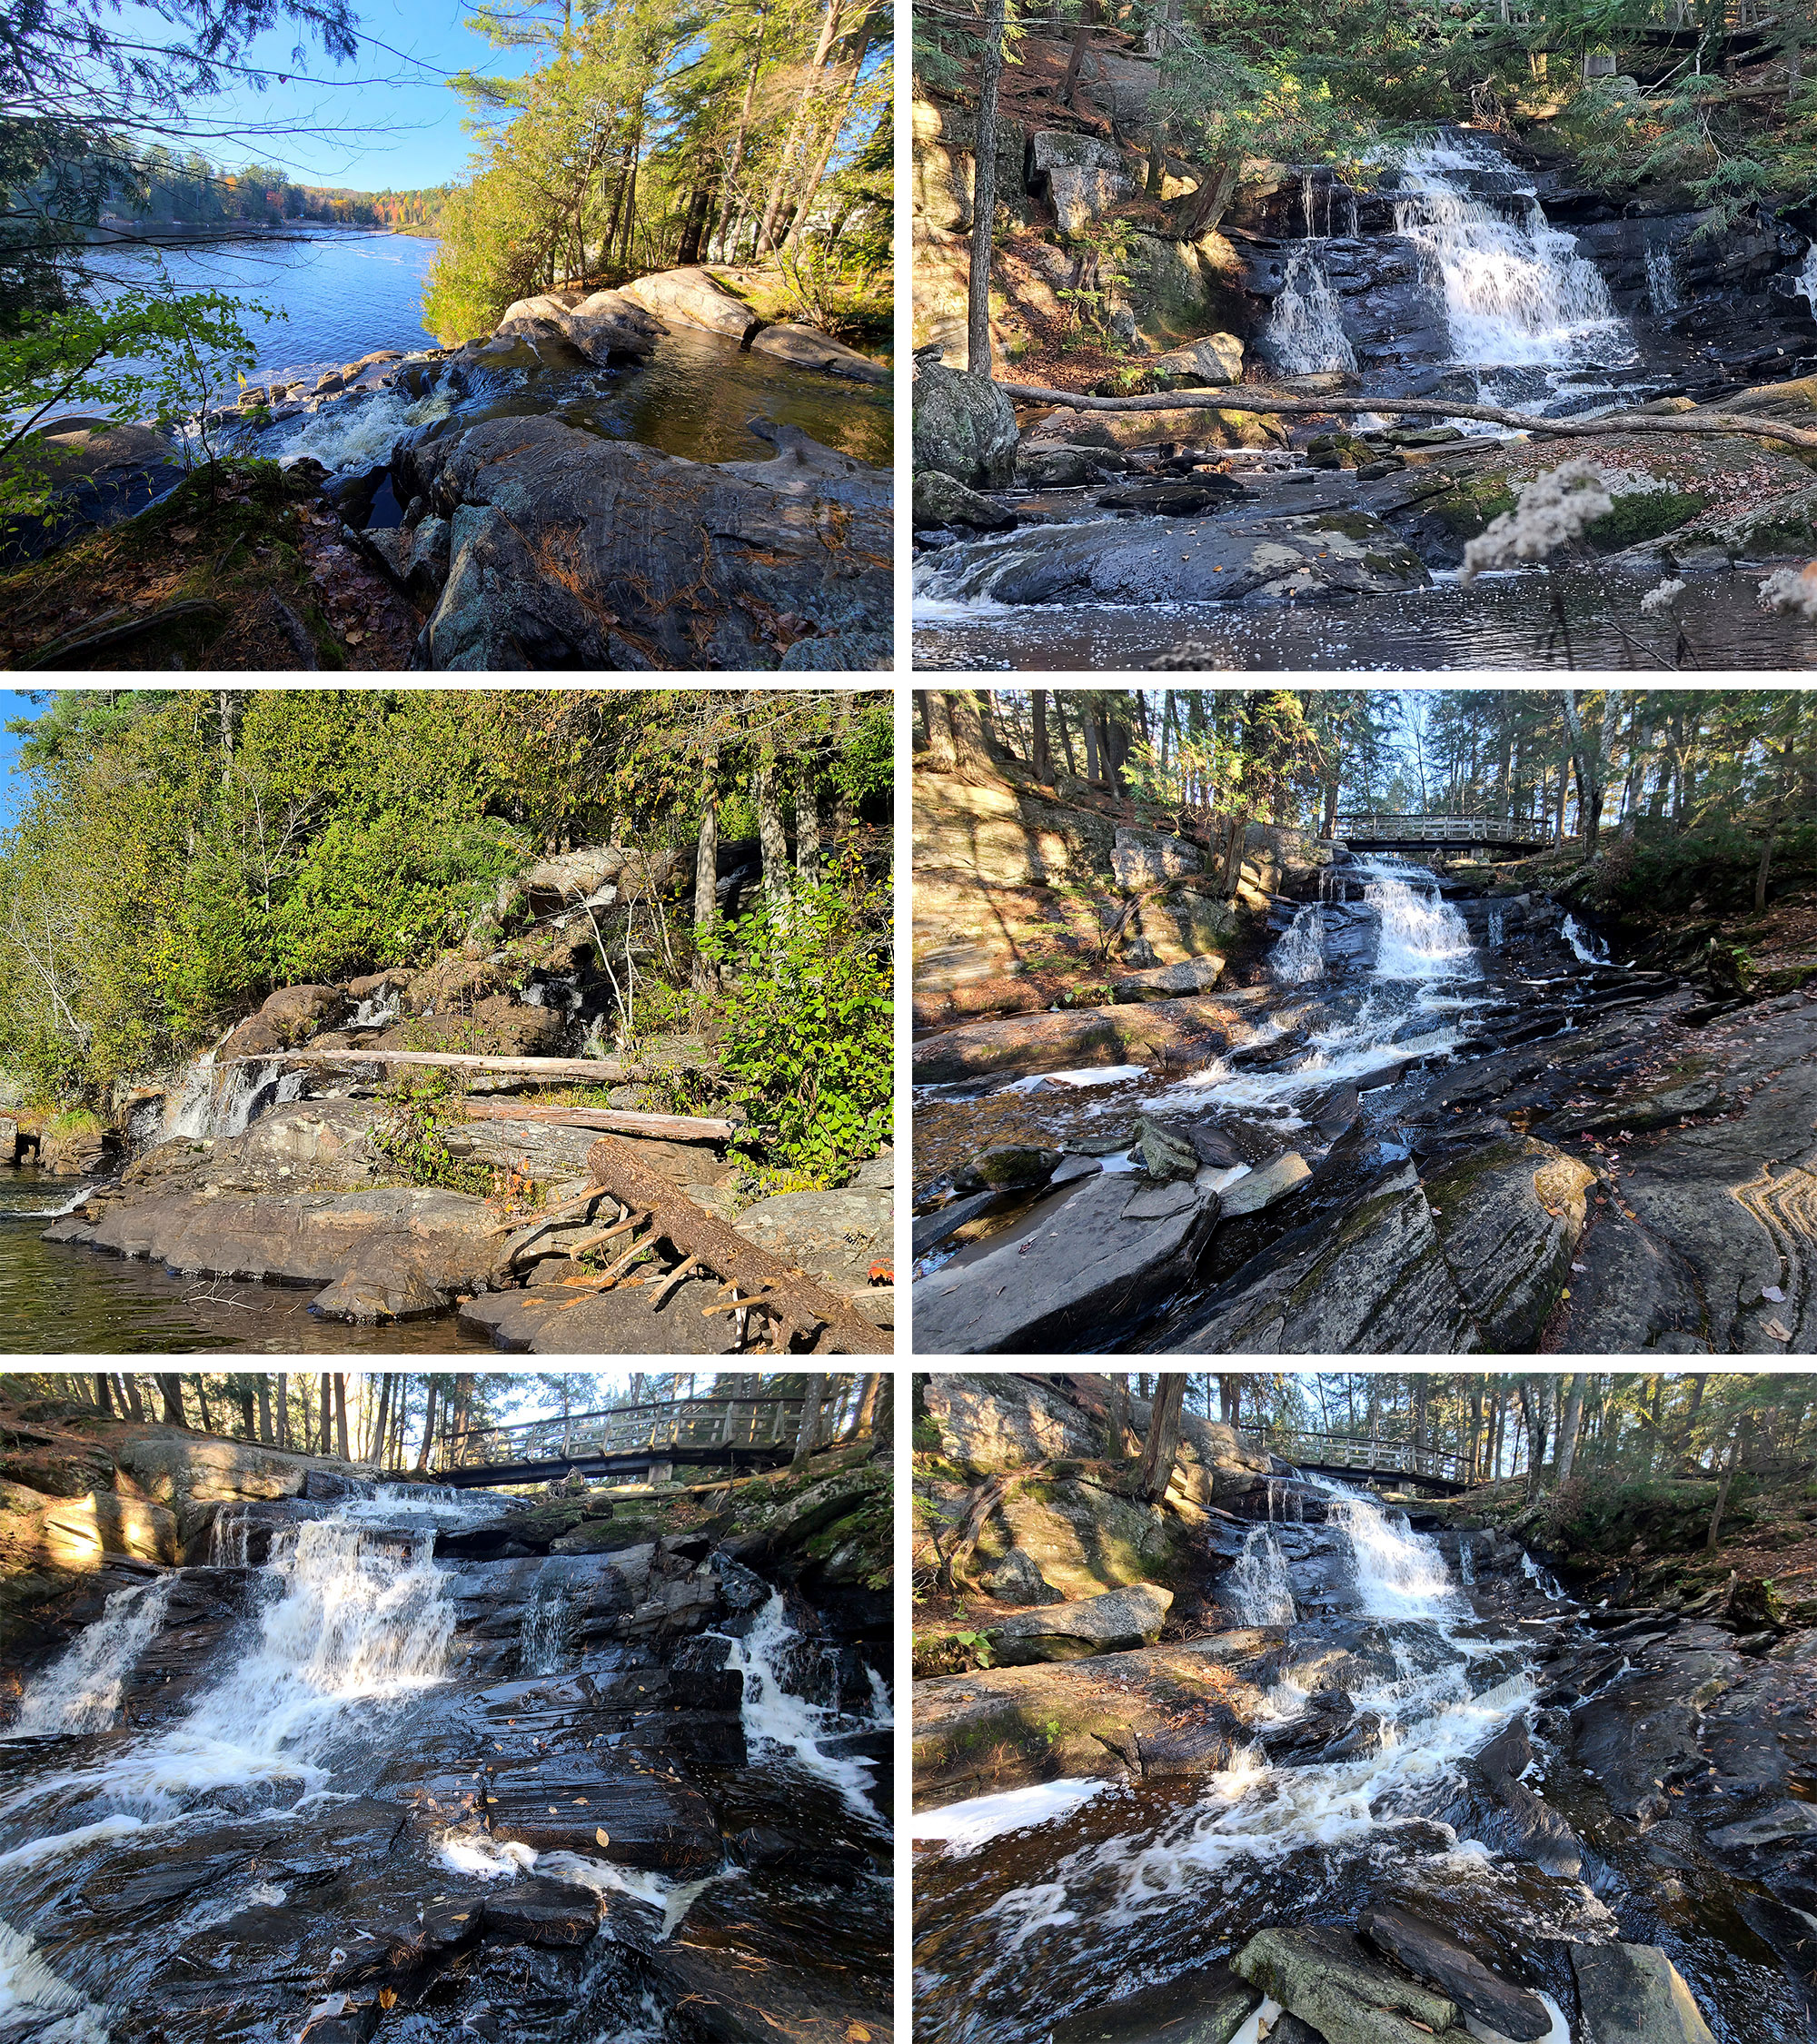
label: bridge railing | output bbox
[1238,1426,1469,1483]
[1333,815,1554,846]
[442,1395,805,1471]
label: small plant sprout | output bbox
[1458,460,1616,584]
[1757,561,1817,620]
[1640,577,1685,615]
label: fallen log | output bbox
[225,1048,654,1082]
[21,599,226,670]
[583,1136,886,1355]
[996,378,1817,456]
[457,1100,734,1144]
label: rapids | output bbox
[911,1479,1801,2044]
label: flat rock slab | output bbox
[457,1277,741,1355]
[913,1172,1220,1354]
[1233,1926,1457,2044]
[988,1582,1173,1664]
[1423,1136,1596,1351]
[1218,1149,1311,1217]
[914,996,1241,1085]
[1572,1942,1715,2044]
[483,1751,720,1869]
[1052,1965,1260,2044]
[750,322,890,383]
[1707,1798,1817,1849]
[1360,1904,1550,2040]
[731,1187,892,1290]
[621,266,761,341]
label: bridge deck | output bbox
[428,1393,808,1486]
[1335,814,1554,851]
[1239,1428,1475,1494]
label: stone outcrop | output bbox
[620,265,763,341]
[987,1581,1174,1662]
[494,288,664,362]
[392,413,889,671]
[750,322,890,383]
[912,361,1020,489]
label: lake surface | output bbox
[0,1166,483,1354]
[87,231,442,388]
[913,562,1817,670]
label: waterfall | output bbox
[519,1583,572,1677]
[0,1922,112,2044]
[160,1050,303,1143]
[1487,905,1504,951]
[719,1593,886,1819]
[1363,865,1477,980]
[1645,243,1681,316]
[1227,1527,1296,1626]
[1319,1479,1460,1621]
[1562,913,1611,965]
[1458,1535,1475,1585]
[1393,139,1628,367]
[14,1580,174,1737]
[1799,243,1817,322]
[349,992,399,1029]
[1269,905,1326,986]
[1265,250,1357,374]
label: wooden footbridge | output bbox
[1238,1427,1474,1497]
[1334,815,1554,856]
[431,1393,808,1489]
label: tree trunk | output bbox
[967,0,1006,377]
[781,17,875,252]
[854,1372,882,1436]
[275,1372,288,1446]
[119,1374,144,1422]
[710,10,769,261]
[236,1383,256,1440]
[693,744,720,993]
[415,1379,440,1473]
[948,690,998,785]
[317,1373,331,1455]
[370,1374,391,1464]
[1059,20,1090,104]
[793,1374,828,1464]
[1137,1374,1187,1501]
[921,690,958,772]
[676,184,714,264]
[796,765,820,885]
[758,0,844,254]
[194,1374,211,1434]
[1556,1374,1586,1481]
[94,1374,114,1415]
[1707,1424,1745,1549]
[256,1377,273,1445]
[757,759,789,903]
[334,1374,350,1462]
[1031,688,1052,786]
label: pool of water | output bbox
[84,231,442,387]
[913,561,1817,671]
[0,1166,486,1354]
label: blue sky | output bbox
[124,0,540,192]
[0,693,37,826]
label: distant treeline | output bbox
[107,143,449,233]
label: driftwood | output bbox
[227,1048,652,1082]
[584,1136,884,1355]
[997,378,1817,455]
[21,600,226,670]
[457,1100,734,1144]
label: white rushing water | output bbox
[1561,913,1611,965]
[1270,905,1326,986]
[0,1921,112,2044]
[15,1580,174,1737]
[1227,1527,1297,1626]
[1265,249,1358,374]
[519,1583,572,1678]
[1364,858,1479,981]
[1393,138,1629,369]
[720,1593,889,1821]
[161,1048,304,1142]
[270,387,454,474]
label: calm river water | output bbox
[0,1167,482,1355]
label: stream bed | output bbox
[0,1478,891,2043]
[912,1483,1813,2044]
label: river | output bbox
[0,1473,891,2042]
[0,1167,486,1354]
[912,1480,1805,2044]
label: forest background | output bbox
[0,687,893,1188]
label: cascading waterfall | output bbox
[160,1049,303,1143]
[1487,905,1504,951]
[719,1593,889,1820]
[1269,905,1326,986]
[1799,242,1817,322]
[1316,1476,1461,1622]
[1459,1534,1475,1585]
[519,1583,572,1677]
[14,1580,174,1737]
[1265,249,1358,374]
[1227,1527,1296,1626]
[1393,140,1628,369]
[1364,862,1478,980]
[1645,242,1682,317]
[1561,913,1611,965]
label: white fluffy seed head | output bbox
[1639,577,1686,615]
[1757,561,1817,620]
[1458,459,1617,585]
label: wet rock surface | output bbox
[0,1424,891,2044]
[913,1375,1812,2044]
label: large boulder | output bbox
[988,1582,1173,1663]
[1052,1966,1259,2044]
[1359,1907,1551,2042]
[1232,1927,1457,2044]
[1571,1943,1715,2044]
[392,413,889,670]
[1421,1136,1595,1351]
[730,1188,892,1295]
[911,995,1240,1085]
[913,469,1015,531]
[494,289,663,362]
[217,983,349,1063]
[913,1173,1221,1354]
[620,267,761,342]
[749,323,889,384]
[913,361,1019,490]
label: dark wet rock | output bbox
[914,1171,1221,1354]
[1571,1941,1716,2044]
[914,469,1016,531]
[1420,1136,1596,1351]
[1359,1905,1552,2040]
[953,1145,1062,1192]
[1096,477,1250,515]
[480,1877,603,1946]
[1050,1963,1261,2044]
[912,1190,1000,1258]
[988,1582,1173,1664]
[749,322,889,384]
[390,414,889,672]
[1705,1799,1817,1850]
[1232,1926,1457,2044]
[1569,1635,1742,1823]
[914,362,1019,489]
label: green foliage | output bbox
[695,855,891,1186]
[371,1075,498,1197]
[1056,215,1135,342]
